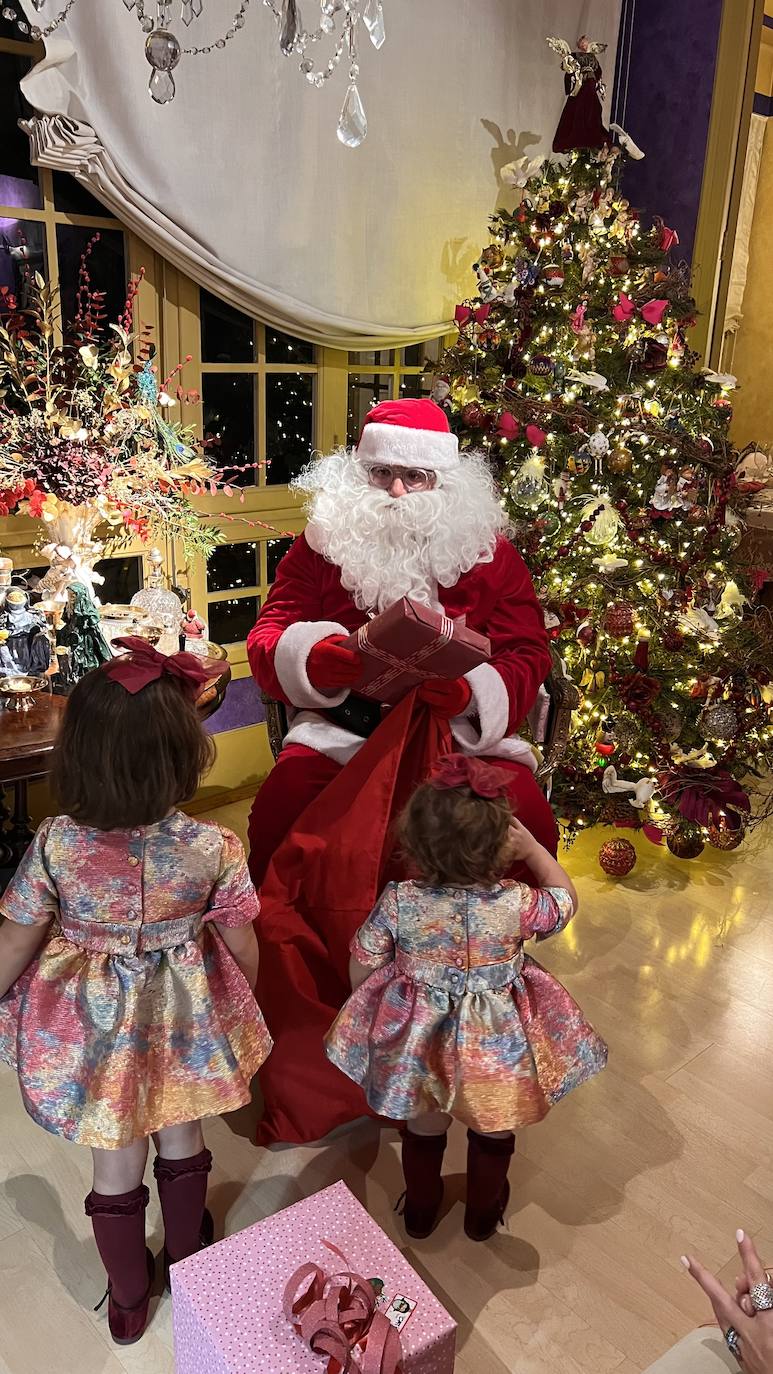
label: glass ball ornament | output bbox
[707,821,744,851]
[698,701,738,741]
[667,829,704,860]
[580,497,622,548]
[509,456,549,509]
[608,445,633,474]
[598,837,637,876]
[568,448,592,476]
[603,601,635,637]
[145,29,181,104]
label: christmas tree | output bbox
[433,125,773,870]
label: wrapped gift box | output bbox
[172,1180,456,1374]
[345,597,490,705]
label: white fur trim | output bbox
[356,423,459,472]
[451,663,538,774]
[273,620,351,711]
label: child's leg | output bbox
[86,1138,153,1341]
[464,1128,516,1242]
[153,1119,213,1274]
[400,1112,452,1239]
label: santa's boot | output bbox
[464,1131,515,1242]
[153,1148,214,1288]
[400,1130,447,1239]
[86,1184,154,1345]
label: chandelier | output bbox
[2,0,385,145]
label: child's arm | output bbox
[348,955,372,992]
[508,819,578,913]
[347,883,399,991]
[214,922,259,991]
[0,916,51,1000]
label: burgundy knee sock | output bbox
[85,1184,150,1309]
[153,1148,212,1263]
[464,1131,515,1242]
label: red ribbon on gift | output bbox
[283,1242,402,1374]
[356,616,455,698]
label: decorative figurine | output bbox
[56,581,113,689]
[548,35,609,154]
[181,608,206,641]
[0,587,52,678]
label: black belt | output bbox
[323,693,384,739]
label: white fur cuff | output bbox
[451,663,511,755]
[356,423,459,472]
[273,620,351,711]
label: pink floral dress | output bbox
[0,812,272,1149]
[325,879,607,1133]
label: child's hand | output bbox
[506,818,539,863]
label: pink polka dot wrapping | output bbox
[170,1180,456,1374]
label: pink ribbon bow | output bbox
[613,292,669,327]
[103,635,211,699]
[428,752,513,799]
[283,1245,403,1374]
[454,303,492,329]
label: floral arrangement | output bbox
[0,250,222,569]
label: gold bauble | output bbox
[608,445,633,474]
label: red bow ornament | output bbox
[454,303,492,330]
[613,292,669,327]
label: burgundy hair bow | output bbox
[428,752,512,799]
[283,1243,402,1374]
[102,636,211,699]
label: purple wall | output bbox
[612,0,724,262]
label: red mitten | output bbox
[306,635,363,692]
[418,677,473,718]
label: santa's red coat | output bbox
[247,532,557,1145]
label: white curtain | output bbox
[20,0,621,348]
[724,112,767,346]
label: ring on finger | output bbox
[725,1326,742,1361]
[750,1281,773,1312]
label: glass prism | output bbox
[337,82,367,147]
[279,0,299,54]
[149,68,176,103]
[363,0,385,48]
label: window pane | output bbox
[267,536,293,583]
[265,328,314,365]
[400,338,443,367]
[0,217,45,302]
[201,288,255,364]
[0,53,41,210]
[206,541,259,595]
[94,556,142,605]
[266,373,314,487]
[52,172,112,219]
[399,373,432,400]
[56,226,126,332]
[202,374,256,487]
[347,373,392,445]
[208,594,260,646]
[348,349,393,366]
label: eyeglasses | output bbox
[366,464,437,492]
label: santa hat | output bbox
[355,398,459,472]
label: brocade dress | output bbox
[0,811,272,1149]
[325,879,607,1133]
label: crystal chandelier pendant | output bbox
[181,0,203,24]
[363,0,385,49]
[337,81,367,147]
[279,0,300,55]
[145,28,182,104]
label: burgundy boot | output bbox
[153,1148,214,1288]
[399,1131,447,1239]
[86,1184,155,1344]
[464,1131,515,1242]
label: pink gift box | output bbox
[171,1180,456,1374]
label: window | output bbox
[346,341,443,443]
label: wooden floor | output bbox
[1,802,772,1374]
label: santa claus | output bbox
[248,398,556,1145]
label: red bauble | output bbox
[599,837,637,877]
[529,354,553,377]
[666,830,705,860]
[595,740,617,757]
[603,601,635,637]
[707,822,744,851]
[461,403,487,429]
[608,254,630,277]
[661,624,685,651]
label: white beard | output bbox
[293,448,510,614]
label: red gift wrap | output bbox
[345,597,490,705]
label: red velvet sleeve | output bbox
[246,533,327,703]
[485,539,551,732]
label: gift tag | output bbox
[380,1294,417,1332]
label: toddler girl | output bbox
[0,637,271,1343]
[325,752,607,1242]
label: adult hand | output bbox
[683,1232,773,1374]
[307,636,362,693]
[417,677,473,718]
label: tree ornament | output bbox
[603,601,635,637]
[608,444,633,474]
[568,448,592,476]
[640,339,668,371]
[707,820,744,851]
[480,243,504,270]
[595,716,617,757]
[735,447,772,494]
[598,837,637,876]
[461,402,487,429]
[542,264,565,288]
[666,830,704,860]
[509,456,549,509]
[602,764,657,809]
[699,701,739,741]
[580,496,622,547]
[430,377,451,406]
[608,253,629,277]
